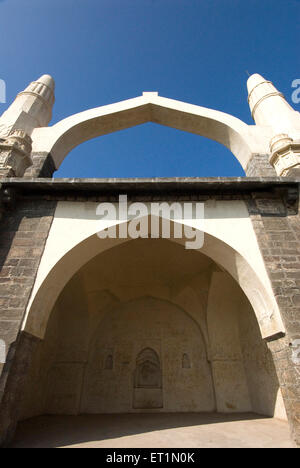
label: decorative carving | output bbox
[269,134,300,177]
[0,130,32,177]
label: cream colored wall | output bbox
[238,296,287,420]
[81,297,215,414]
[207,271,287,419]
[207,272,252,413]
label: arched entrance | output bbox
[22,213,285,341]
[19,237,286,422]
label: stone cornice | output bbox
[0,178,298,210]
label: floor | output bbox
[10,413,293,448]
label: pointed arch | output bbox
[134,347,162,389]
[31,94,271,171]
[22,215,285,341]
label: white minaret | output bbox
[0,74,55,177]
[0,74,55,138]
[247,73,300,176]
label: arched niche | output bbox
[104,354,113,370]
[182,353,191,369]
[134,348,162,389]
[133,346,163,410]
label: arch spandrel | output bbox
[31,94,271,171]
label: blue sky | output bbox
[0,0,299,178]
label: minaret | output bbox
[0,75,55,177]
[247,74,300,177]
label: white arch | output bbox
[31,94,271,170]
[22,216,285,341]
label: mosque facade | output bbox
[0,74,299,446]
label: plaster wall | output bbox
[238,296,287,420]
[207,272,252,413]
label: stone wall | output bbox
[0,196,56,445]
[246,188,300,446]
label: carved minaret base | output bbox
[269,134,300,177]
[247,74,300,177]
[0,130,32,178]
